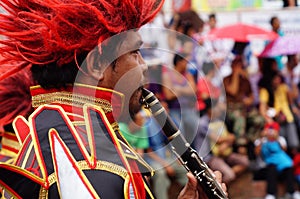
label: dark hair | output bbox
[287,54,295,61]
[270,16,278,26]
[182,21,194,35]
[202,62,214,75]
[31,33,125,89]
[258,58,279,107]
[258,76,274,107]
[231,42,249,55]
[208,13,216,20]
[231,56,243,66]
[173,53,188,66]
[258,70,283,107]
[176,10,204,33]
[31,52,87,89]
[260,58,277,74]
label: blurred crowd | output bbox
[1,8,300,199]
[118,10,300,199]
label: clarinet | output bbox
[141,88,228,199]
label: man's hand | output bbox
[177,171,227,199]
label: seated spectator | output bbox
[282,54,300,136]
[255,122,300,199]
[142,106,188,199]
[197,61,221,117]
[162,52,199,146]
[119,109,150,155]
[258,70,299,154]
[223,56,255,149]
[208,104,250,177]
[270,16,284,70]
[194,101,249,184]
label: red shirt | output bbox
[197,77,220,111]
[294,153,300,175]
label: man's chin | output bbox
[119,88,143,122]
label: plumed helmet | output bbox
[0,0,164,80]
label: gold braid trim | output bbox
[39,187,48,199]
[72,121,86,126]
[77,160,128,179]
[48,173,56,186]
[32,92,113,113]
[110,122,119,131]
[46,160,128,187]
[1,137,20,151]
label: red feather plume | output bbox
[0,61,34,130]
[0,0,164,80]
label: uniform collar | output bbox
[30,83,125,124]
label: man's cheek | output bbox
[129,94,142,113]
[115,67,142,93]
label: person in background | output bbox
[162,53,199,146]
[197,61,221,117]
[283,0,298,7]
[270,16,284,37]
[256,122,300,199]
[282,54,300,95]
[142,105,188,199]
[167,10,204,54]
[270,16,284,70]
[281,54,300,133]
[258,70,299,155]
[207,13,217,31]
[293,148,300,193]
[223,56,254,151]
[207,103,250,181]
[194,100,248,184]
[119,110,150,155]
[167,10,207,84]
[202,12,234,84]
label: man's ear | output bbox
[85,49,104,81]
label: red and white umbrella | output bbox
[207,23,278,42]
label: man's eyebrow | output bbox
[135,40,144,49]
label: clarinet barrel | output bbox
[142,88,228,199]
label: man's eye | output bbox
[132,49,140,54]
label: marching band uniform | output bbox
[1,84,154,199]
[0,131,20,164]
[0,0,165,198]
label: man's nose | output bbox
[139,55,148,72]
[138,55,149,84]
